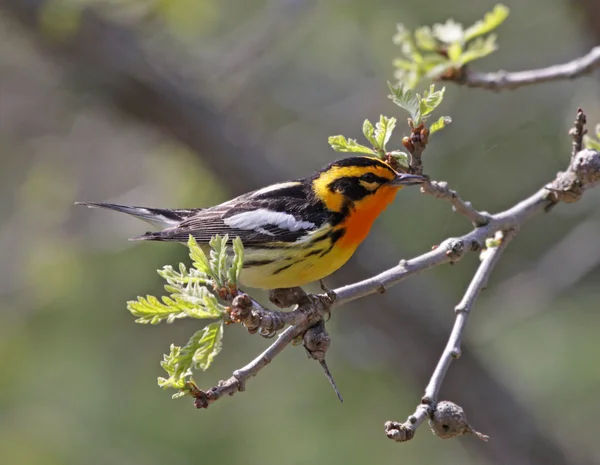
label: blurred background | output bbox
[1,0,599,464]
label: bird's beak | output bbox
[389,173,427,187]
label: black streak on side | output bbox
[244,259,275,268]
[319,228,346,257]
[272,263,294,275]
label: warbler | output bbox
[77,156,425,289]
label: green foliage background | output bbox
[0,1,599,464]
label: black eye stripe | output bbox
[328,174,389,192]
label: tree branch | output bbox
[385,230,515,442]
[422,179,490,226]
[450,45,600,91]
[194,145,600,413]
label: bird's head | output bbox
[311,156,426,213]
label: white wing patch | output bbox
[250,181,302,197]
[224,209,315,235]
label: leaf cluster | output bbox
[393,4,509,89]
[127,235,243,398]
[328,84,450,167]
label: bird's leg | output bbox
[319,279,337,301]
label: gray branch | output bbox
[455,45,600,91]
[421,180,490,226]
[385,230,515,442]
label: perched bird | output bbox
[77,156,425,289]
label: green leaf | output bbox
[415,84,446,124]
[584,134,600,151]
[584,122,600,150]
[458,35,498,66]
[188,235,210,275]
[157,345,191,390]
[388,82,419,121]
[362,119,377,147]
[127,295,191,324]
[429,116,453,135]
[447,42,463,63]
[328,135,377,155]
[157,321,224,392]
[374,115,396,152]
[414,26,438,51]
[191,321,224,371]
[227,236,244,285]
[127,290,223,324]
[209,234,229,286]
[464,4,509,42]
[419,85,446,122]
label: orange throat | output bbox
[336,185,400,249]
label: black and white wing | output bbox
[132,181,328,245]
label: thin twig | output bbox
[192,324,303,408]
[426,230,515,402]
[452,46,600,91]
[569,108,587,160]
[385,230,515,442]
[421,180,490,226]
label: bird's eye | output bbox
[361,173,377,183]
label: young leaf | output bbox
[188,235,210,275]
[209,234,229,286]
[157,344,191,390]
[414,26,439,51]
[127,295,191,324]
[464,4,509,42]
[447,42,463,64]
[227,236,244,285]
[458,35,498,66]
[419,85,446,121]
[127,291,222,324]
[374,115,397,152]
[362,119,377,147]
[584,128,600,151]
[157,321,224,393]
[191,321,224,371]
[388,82,419,121]
[429,116,453,135]
[328,135,377,155]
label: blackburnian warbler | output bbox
[77,156,425,289]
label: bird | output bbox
[77,156,425,290]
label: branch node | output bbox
[442,238,465,262]
[385,420,416,442]
[570,108,587,159]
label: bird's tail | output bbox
[75,202,201,230]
